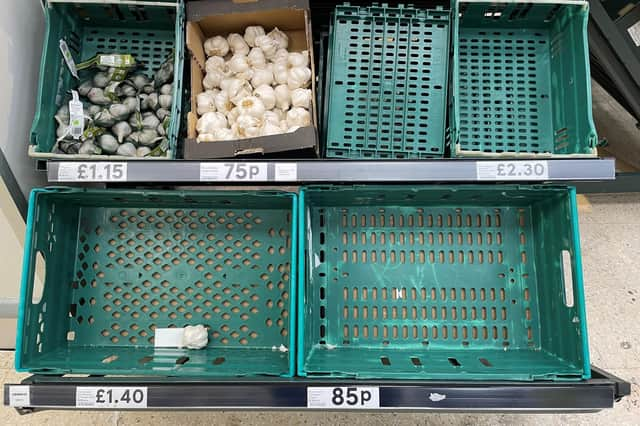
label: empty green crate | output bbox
[452,0,597,157]
[298,185,589,380]
[30,1,184,159]
[325,4,451,159]
[17,188,296,377]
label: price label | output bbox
[76,387,147,409]
[307,386,379,409]
[8,385,30,407]
[57,162,127,182]
[476,161,549,181]
[274,163,298,181]
[200,163,268,182]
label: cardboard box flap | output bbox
[187,0,310,21]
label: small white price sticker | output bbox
[57,162,127,182]
[274,163,298,181]
[307,386,379,409]
[200,163,268,182]
[76,387,147,409]
[476,161,549,181]
[8,385,30,407]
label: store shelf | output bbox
[45,158,615,183]
[3,367,629,413]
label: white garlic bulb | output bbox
[227,33,250,55]
[291,88,312,109]
[197,111,228,134]
[273,62,288,85]
[272,108,286,121]
[268,27,289,50]
[183,325,209,349]
[235,115,263,138]
[235,68,254,82]
[196,90,217,115]
[227,107,241,125]
[214,90,233,115]
[230,82,253,106]
[279,119,289,131]
[273,48,289,64]
[244,25,266,47]
[205,56,226,74]
[203,69,225,90]
[255,34,278,59]
[288,66,312,89]
[200,127,235,142]
[261,120,283,136]
[253,85,276,110]
[204,36,229,57]
[221,78,252,105]
[274,84,291,110]
[238,96,266,119]
[247,47,267,69]
[263,110,281,125]
[286,107,311,128]
[288,50,309,68]
[228,54,250,74]
[251,67,274,88]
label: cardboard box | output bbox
[185,0,318,159]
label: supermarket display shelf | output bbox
[4,367,629,413]
[45,158,615,183]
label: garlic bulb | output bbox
[238,96,266,119]
[235,68,254,82]
[93,72,110,88]
[213,90,233,115]
[212,127,235,141]
[205,56,227,74]
[247,47,266,69]
[291,88,312,109]
[272,108,286,121]
[227,33,250,55]
[286,107,311,128]
[263,110,281,125]
[137,146,151,157]
[255,35,278,59]
[197,111,228,134]
[274,85,291,110]
[288,66,312,89]
[221,78,252,104]
[197,90,217,115]
[261,120,283,136]
[226,107,241,125]
[228,54,250,74]
[182,325,209,349]
[253,85,276,110]
[244,26,266,48]
[204,35,229,57]
[288,51,309,68]
[268,27,289,50]
[159,94,172,109]
[229,81,253,106]
[273,48,289,64]
[251,67,273,88]
[203,69,225,90]
[117,142,137,157]
[235,115,262,138]
[273,62,288,85]
[279,120,289,132]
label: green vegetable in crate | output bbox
[98,134,119,154]
[87,104,101,116]
[156,108,170,122]
[77,80,93,97]
[128,111,143,131]
[112,121,133,143]
[116,142,137,157]
[129,74,151,91]
[142,113,160,130]
[136,146,151,157]
[93,109,116,127]
[78,139,101,155]
[58,139,81,154]
[123,96,138,113]
[86,87,110,105]
[109,103,130,121]
[154,54,174,88]
[92,71,110,89]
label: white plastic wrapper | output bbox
[182,325,209,349]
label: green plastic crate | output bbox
[30,1,185,159]
[17,188,296,377]
[298,185,589,380]
[325,4,451,159]
[452,0,597,157]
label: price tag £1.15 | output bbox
[307,386,380,409]
[57,162,127,182]
[76,386,147,409]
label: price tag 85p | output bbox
[76,386,147,409]
[57,162,127,182]
[476,160,549,181]
[307,386,380,409]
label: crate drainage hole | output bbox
[380,356,391,366]
[410,356,422,366]
[479,357,492,367]
[213,357,225,365]
[561,250,574,307]
[175,356,189,365]
[448,357,461,367]
[139,356,153,364]
[32,251,46,304]
[102,355,118,364]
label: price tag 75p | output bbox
[76,386,147,409]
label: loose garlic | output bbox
[273,62,288,85]
[288,51,309,68]
[211,127,235,141]
[230,82,253,106]
[238,96,266,119]
[247,47,267,69]
[286,107,311,128]
[255,34,278,59]
[253,85,276,110]
[227,33,250,55]
[251,67,273,88]
[291,88,312,109]
[205,56,226,74]
[214,90,233,115]
[273,48,289,64]
[272,108,286,121]
[287,66,311,89]
[263,110,281,125]
[274,85,291,110]
[203,69,225,90]
[228,54,250,74]
[244,26,265,48]
[204,36,229,57]
[221,78,252,105]
[227,107,241,125]
[235,115,263,138]
[197,112,228,134]
[268,27,289,50]
[261,120,283,136]
[196,90,217,115]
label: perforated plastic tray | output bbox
[298,185,590,380]
[324,3,450,159]
[30,1,184,159]
[451,0,597,157]
[17,188,296,377]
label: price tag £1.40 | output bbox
[76,386,147,409]
[57,162,127,182]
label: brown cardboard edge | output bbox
[187,0,311,21]
[183,126,317,159]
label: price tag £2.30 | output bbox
[307,386,380,409]
[76,386,147,409]
[57,162,127,182]
[476,160,549,181]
